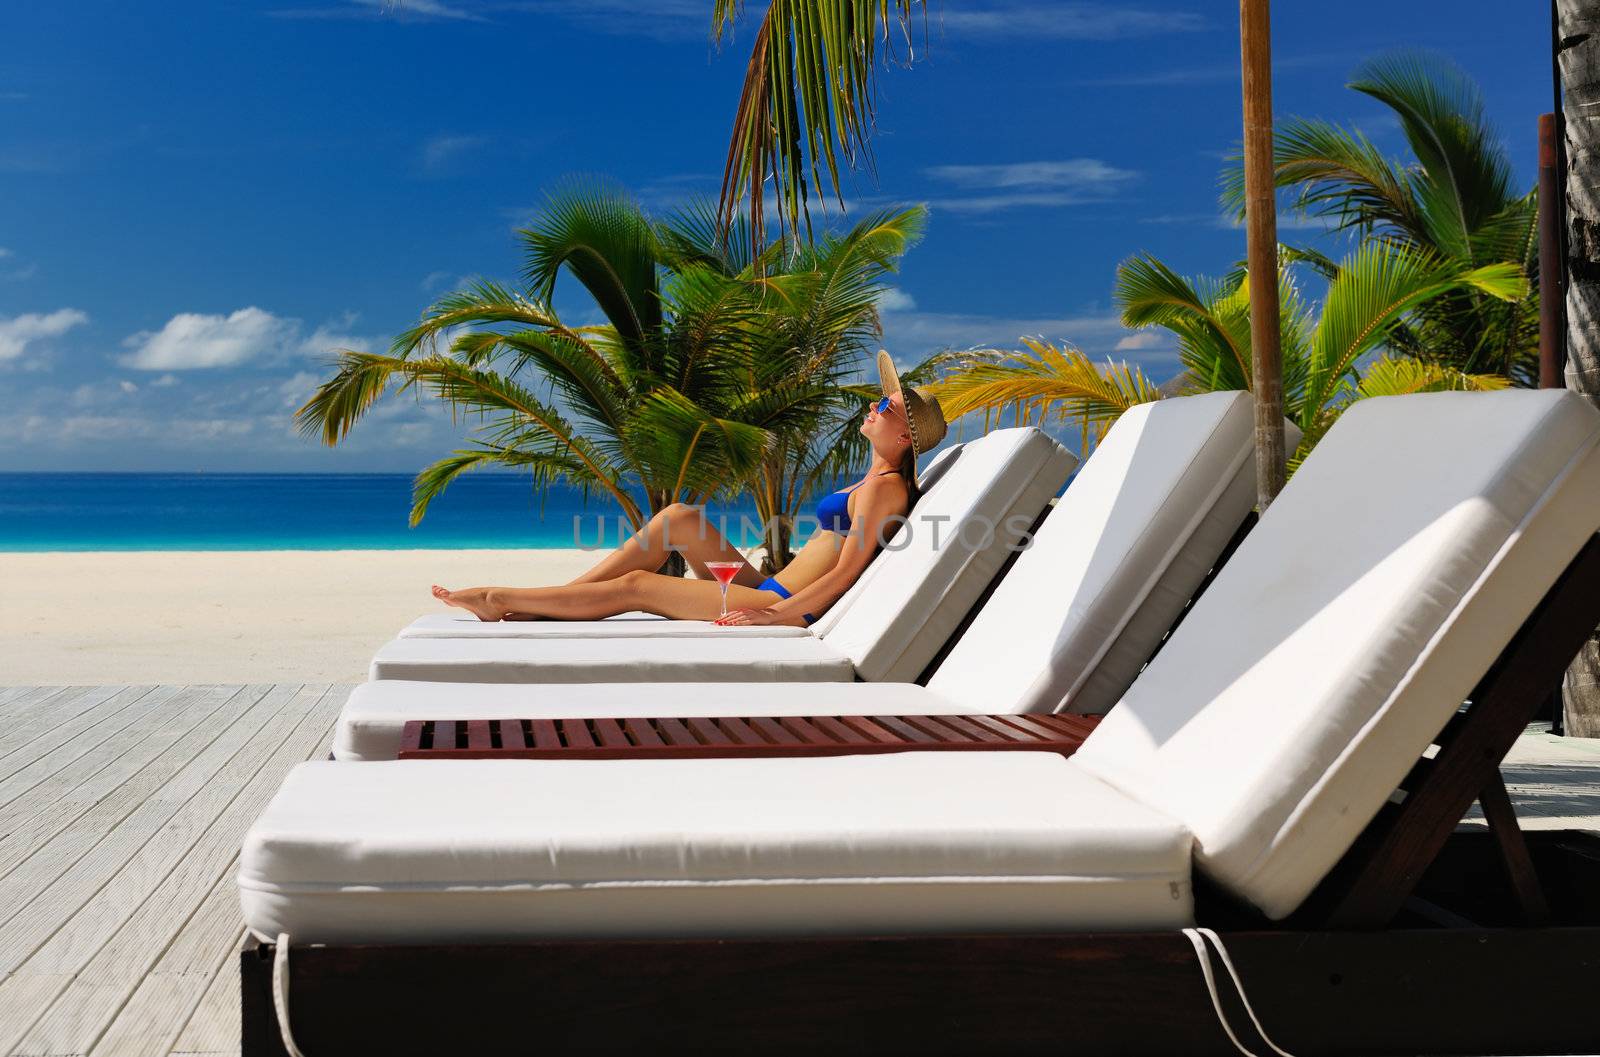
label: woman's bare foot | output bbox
[431,585,503,622]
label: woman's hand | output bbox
[715,606,784,627]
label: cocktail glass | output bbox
[704,561,744,617]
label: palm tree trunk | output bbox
[1559,0,1600,736]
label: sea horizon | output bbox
[0,471,795,553]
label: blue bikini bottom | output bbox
[757,577,816,625]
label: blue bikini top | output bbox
[816,471,899,533]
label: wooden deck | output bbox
[0,684,346,1057]
[0,683,1595,1056]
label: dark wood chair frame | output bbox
[243,533,1600,1056]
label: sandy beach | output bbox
[0,549,603,685]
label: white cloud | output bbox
[420,133,487,175]
[927,159,1135,191]
[150,373,181,388]
[877,288,917,313]
[0,246,33,282]
[0,308,89,362]
[271,0,486,21]
[119,379,139,393]
[118,308,378,370]
[1139,211,1338,233]
[939,4,1206,39]
[1114,330,1169,352]
[120,307,296,370]
[923,159,1136,213]
[881,308,1165,359]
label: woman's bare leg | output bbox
[566,503,764,587]
[434,570,785,623]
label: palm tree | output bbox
[1556,0,1600,736]
[1221,52,1539,384]
[932,243,1524,461]
[298,185,923,569]
[653,201,927,568]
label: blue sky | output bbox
[0,1,1554,471]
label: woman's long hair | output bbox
[897,446,922,510]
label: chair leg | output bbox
[1478,771,1551,926]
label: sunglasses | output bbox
[871,395,903,420]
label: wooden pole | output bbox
[1539,112,1566,389]
[1240,0,1286,508]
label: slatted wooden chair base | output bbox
[399,712,1102,760]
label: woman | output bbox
[432,352,947,628]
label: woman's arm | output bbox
[718,479,908,627]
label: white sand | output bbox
[0,549,602,685]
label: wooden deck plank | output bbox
[0,687,239,884]
[169,939,241,1057]
[2,684,312,973]
[20,692,340,1056]
[0,684,170,811]
[0,685,82,724]
[0,686,330,1054]
[0,685,65,712]
[0,686,129,771]
[0,685,198,832]
[0,686,262,887]
[0,685,282,978]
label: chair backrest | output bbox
[927,392,1276,715]
[1072,389,1600,920]
[915,441,963,493]
[813,427,1076,683]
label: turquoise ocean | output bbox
[0,474,785,552]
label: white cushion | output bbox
[1074,389,1600,920]
[400,613,809,639]
[927,392,1293,715]
[814,427,1076,682]
[238,755,1193,943]
[369,636,856,684]
[334,679,965,761]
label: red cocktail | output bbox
[704,561,743,617]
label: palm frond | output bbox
[928,337,1162,449]
[1350,51,1514,242]
[1304,244,1526,426]
[391,281,570,358]
[713,0,928,252]
[409,445,590,527]
[626,387,771,500]
[1117,254,1255,391]
[519,182,663,354]
[295,350,408,446]
[1220,118,1420,237]
[1349,355,1511,400]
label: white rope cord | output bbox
[272,933,309,1057]
[1182,927,1298,1057]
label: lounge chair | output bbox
[332,391,1280,758]
[397,440,969,640]
[365,393,1258,685]
[239,389,1600,1056]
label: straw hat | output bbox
[876,350,948,458]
